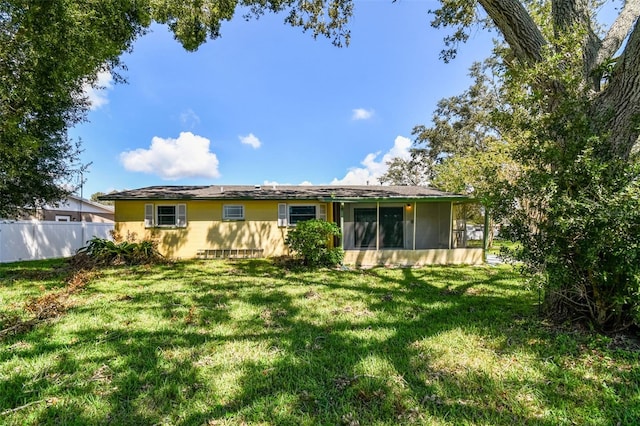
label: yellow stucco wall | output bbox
[113,200,329,259]
[343,248,484,267]
[113,199,483,265]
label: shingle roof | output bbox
[100,185,468,202]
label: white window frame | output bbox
[55,215,71,222]
[223,204,245,221]
[278,203,288,227]
[317,204,327,221]
[145,204,154,227]
[145,203,187,228]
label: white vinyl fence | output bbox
[0,221,114,263]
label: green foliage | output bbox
[378,154,432,186]
[285,219,343,267]
[409,57,514,203]
[90,192,114,206]
[413,59,504,161]
[0,0,352,217]
[410,4,640,331]
[491,34,640,331]
[77,237,164,266]
[429,0,485,62]
[0,1,148,218]
[497,138,640,330]
[282,0,353,47]
[151,0,353,50]
[409,7,640,330]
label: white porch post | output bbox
[413,202,417,250]
[449,201,453,249]
[376,202,379,251]
[340,203,345,248]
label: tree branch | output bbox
[552,0,603,88]
[595,0,640,67]
[1,399,47,416]
[477,0,547,64]
[594,17,640,159]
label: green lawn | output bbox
[1,259,638,425]
[486,239,518,256]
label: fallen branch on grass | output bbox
[1,399,46,416]
[0,318,38,340]
[0,268,94,341]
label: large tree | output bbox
[0,1,150,217]
[491,43,640,331]
[0,0,352,217]
[430,0,640,159]
[378,151,432,186]
[428,1,640,331]
[411,58,510,196]
[387,1,640,330]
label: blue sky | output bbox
[71,1,497,198]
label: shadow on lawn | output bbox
[1,259,637,425]
[0,259,70,293]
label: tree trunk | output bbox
[478,0,546,64]
[592,18,640,159]
[477,0,640,160]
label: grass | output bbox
[1,259,638,425]
[486,239,519,256]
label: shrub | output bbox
[285,219,344,267]
[76,237,164,266]
[490,41,640,331]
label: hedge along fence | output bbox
[0,221,114,263]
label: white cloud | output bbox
[351,108,374,121]
[239,133,262,149]
[120,132,220,180]
[180,109,201,128]
[83,70,113,111]
[331,136,412,185]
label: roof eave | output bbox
[323,196,471,203]
[102,195,473,202]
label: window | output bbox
[157,206,177,226]
[278,203,327,226]
[288,205,316,225]
[223,205,244,220]
[55,215,71,222]
[145,204,186,227]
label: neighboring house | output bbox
[0,195,114,263]
[22,194,114,223]
[100,185,484,266]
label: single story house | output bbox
[100,185,485,266]
[19,194,114,223]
